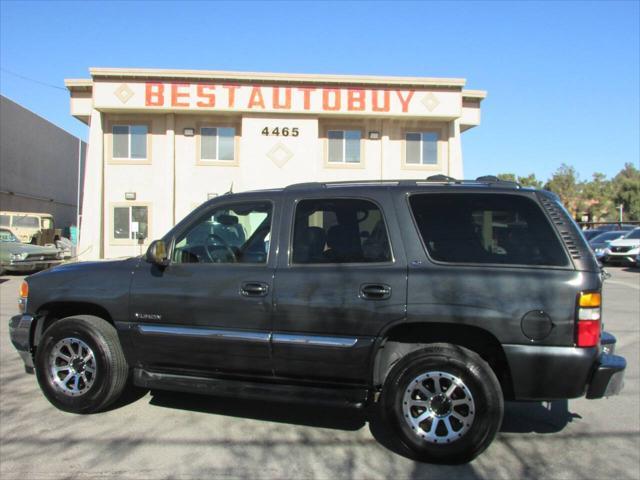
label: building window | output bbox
[113,205,149,242]
[112,125,148,160]
[328,130,361,164]
[406,132,438,165]
[201,127,235,161]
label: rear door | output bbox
[272,190,407,385]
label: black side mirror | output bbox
[146,239,170,267]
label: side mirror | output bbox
[146,239,170,267]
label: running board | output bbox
[133,368,368,409]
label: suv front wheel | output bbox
[35,315,128,413]
[380,343,503,464]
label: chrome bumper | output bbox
[3,260,63,272]
[9,314,35,372]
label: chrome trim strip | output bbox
[137,324,270,342]
[272,333,358,348]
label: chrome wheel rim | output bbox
[402,371,475,444]
[48,337,97,396]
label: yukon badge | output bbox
[134,313,162,321]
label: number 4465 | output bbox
[261,127,299,137]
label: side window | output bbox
[409,194,568,266]
[0,215,10,227]
[173,202,272,264]
[292,198,391,264]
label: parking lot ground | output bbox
[0,267,638,480]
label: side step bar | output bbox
[133,368,369,409]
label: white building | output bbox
[65,68,486,259]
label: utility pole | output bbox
[619,204,624,223]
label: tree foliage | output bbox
[496,163,640,221]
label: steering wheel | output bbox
[204,233,237,263]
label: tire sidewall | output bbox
[383,346,503,463]
[35,318,115,413]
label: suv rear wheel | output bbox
[380,343,503,463]
[35,315,128,413]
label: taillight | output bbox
[576,291,601,347]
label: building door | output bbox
[271,193,407,385]
[128,199,277,377]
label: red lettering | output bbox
[196,84,216,107]
[347,89,365,111]
[248,86,265,109]
[322,89,341,111]
[272,87,292,109]
[372,90,390,112]
[223,85,239,108]
[396,91,414,113]
[145,83,164,106]
[171,83,190,107]
[297,87,316,110]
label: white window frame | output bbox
[327,129,362,164]
[199,126,236,163]
[405,131,439,166]
[112,124,149,160]
[110,203,151,246]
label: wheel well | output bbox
[33,302,114,347]
[373,323,514,399]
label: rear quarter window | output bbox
[409,193,569,267]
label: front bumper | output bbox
[602,252,638,264]
[3,259,63,272]
[9,314,35,372]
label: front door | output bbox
[129,199,278,377]
[272,193,407,385]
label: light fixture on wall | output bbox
[207,193,218,200]
[368,131,381,140]
[183,127,195,137]
[125,192,136,200]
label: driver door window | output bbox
[172,202,272,264]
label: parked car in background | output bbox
[0,227,63,275]
[0,211,54,244]
[582,229,605,241]
[601,228,640,265]
[589,231,628,261]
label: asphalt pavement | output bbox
[0,267,638,480]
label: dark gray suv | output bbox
[10,178,626,463]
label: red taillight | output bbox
[577,319,600,347]
[576,291,601,347]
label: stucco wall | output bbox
[0,95,86,229]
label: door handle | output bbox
[360,284,391,300]
[240,282,269,297]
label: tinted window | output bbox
[292,198,391,264]
[409,194,568,266]
[173,202,272,264]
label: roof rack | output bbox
[283,175,522,191]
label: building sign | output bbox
[95,82,461,118]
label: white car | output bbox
[602,228,640,265]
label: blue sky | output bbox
[1,0,638,181]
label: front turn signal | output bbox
[18,281,28,313]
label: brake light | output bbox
[576,291,601,347]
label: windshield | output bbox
[12,215,40,228]
[0,229,20,242]
[591,231,625,243]
[625,228,640,240]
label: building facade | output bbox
[65,68,486,260]
[0,95,86,230]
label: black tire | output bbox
[379,343,503,464]
[35,315,128,413]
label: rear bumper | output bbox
[504,332,626,401]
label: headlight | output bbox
[594,248,604,254]
[10,252,28,261]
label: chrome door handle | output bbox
[240,282,269,297]
[360,284,391,300]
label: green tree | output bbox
[544,164,582,216]
[496,173,517,182]
[581,172,614,221]
[517,173,543,189]
[612,163,640,221]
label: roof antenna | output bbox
[225,181,234,195]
